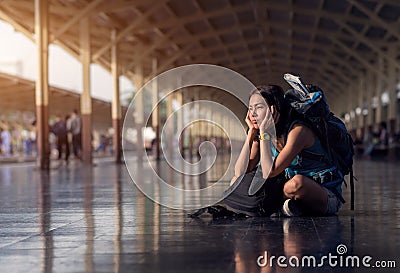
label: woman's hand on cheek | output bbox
[245,111,259,138]
[245,111,254,129]
[271,105,280,124]
[260,108,275,134]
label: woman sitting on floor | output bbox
[230,85,343,216]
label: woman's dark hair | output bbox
[249,85,291,137]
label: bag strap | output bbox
[285,119,331,165]
[284,119,311,144]
[350,167,354,211]
[299,150,326,163]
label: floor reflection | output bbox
[191,216,346,273]
[38,172,53,273]
[83,168,94,273]
[145,152,233,191]
[113,166,122,273]
[0,158,399,272]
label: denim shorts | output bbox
[323,187,342,215]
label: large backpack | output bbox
[283,75,355,210]
[189,167,286,218]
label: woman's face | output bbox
[248,94,269,129]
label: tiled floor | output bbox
[0,157,399,272]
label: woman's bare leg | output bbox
[283,174,328,214]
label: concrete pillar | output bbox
[358,76,367,137]
[350,85,356,132]
[366,70,375,128]
[35,0,50,170]
[222,115,228,152]
[207,107,212,141]
[198,90,204,146]
[227,117,233,153]
[332,93,342,118]
[214,106,220,150]
[113,167,122,271]
[37,172,52,272]
[376,57,384,125]
[166,90,174,160]
[194,90,200,157]
[335,94,345,117]
[210,94,217,143]
[188,96,194,160]
[80,17,92,164]
[388,46,397,135]
[217,111,222,150]
[219,110,223,150]
[111,29,122,163]
[176,87,184,158]
[397,83,400,134]
[134,64,144,160]
[357,77,364,136]
[343,92,349,127]
[181,90,188,158]
[151,58,160,160]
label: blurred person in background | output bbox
[363,121,389,157]
[51,115,70,164]
[0,126,12,157]
[67,110,82,160]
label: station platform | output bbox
[0,157,399,273]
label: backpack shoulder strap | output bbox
[285,119,331,164]
[284,119,311,143]
[350,167,354,210]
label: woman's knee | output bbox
[283,175,304,198]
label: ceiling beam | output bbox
[0,80,19,89]
[0,84,33,94]
[377,0,400,4]
[137,3,251,33]
[167,18,384,50]
[253,0,274,82]
[244,62,346,93]
[250,56,349,91]
[189,35,355,85]
[263,0,376,27]
[156,43,200,74]
[95,0,154,13]
[179,27,358,79]
[193,0,233,67]
[174,46,348,93]
[123,2,189,70]
[347,0,400,42]
[50,0,104,42]
[303,0,324,79]
[333,38,388,80]
[336,20,400,71]
[126,28,182,69]
[92,1,165,61]
[226,0,258,82]
[0,6,34,41]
